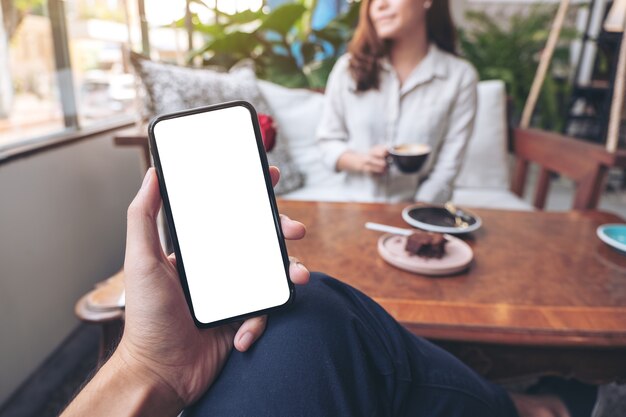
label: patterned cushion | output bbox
[130,52,303,195]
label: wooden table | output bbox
[277,200,626,383]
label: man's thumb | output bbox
[125,168,164,264]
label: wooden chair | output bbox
[74,270,125,363]
[511,128,626,210]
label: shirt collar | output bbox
[381,43,448,94]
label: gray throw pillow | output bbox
[130,52,304,195]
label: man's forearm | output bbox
[61,350,184,417]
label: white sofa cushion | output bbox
[453,80,532,210]
[456,80,511,190]
[258,80,345,201]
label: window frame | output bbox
[0,0,151,161]
[0,118,135,164]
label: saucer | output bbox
[377,233,473,276]
[597,224,626,254]
[402,204,482,234]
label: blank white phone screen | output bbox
[153,105,291,325]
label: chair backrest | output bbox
[456,80,510,190]
[511,128,626,210]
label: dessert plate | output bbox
[402,205,482,234]
[377,233,473,276]
[597,224,626,254]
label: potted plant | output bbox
[178,0,360,89]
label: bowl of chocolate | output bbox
[388,144,431,174]
[402,204,482,234]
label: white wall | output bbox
[0,130,144,404]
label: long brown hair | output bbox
[347,0,457,91]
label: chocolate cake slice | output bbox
[405,231,447,259]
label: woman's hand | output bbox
[117,166,309,407]
[337,145,389,175]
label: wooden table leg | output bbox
[435,340,626,384]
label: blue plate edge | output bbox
[596,224,626,254]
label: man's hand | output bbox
[63,166,309,416]
[120,166,309,405]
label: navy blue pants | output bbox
[185,273,519,417]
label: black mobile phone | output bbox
[148,101,294,328]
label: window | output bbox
[144,0,188,63]
[0,0,313,152]
[65,0,136,127]
[1,1,65,148]
[0,0,140,152]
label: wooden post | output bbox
[607,25,626,153]
[520,0,571,128]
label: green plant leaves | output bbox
[260,55,309,87]
[222,9,266,24]
[193,31,259,60]
[304,57,337,89]
[189,1,360,88]
[459,6,575,130]
[258,3,307,36]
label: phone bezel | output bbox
[147,101,295,328]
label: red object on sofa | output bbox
[258,113,277,152]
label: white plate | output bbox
[402,204,482,234]
[377,233,473,276]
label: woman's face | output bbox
[369,0,430,41]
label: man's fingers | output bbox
[167,253,177,267]
[289,256,310,285]
[280,214,306,240]
[234,257,310,353]
[125,168,165,269]
[269,166,280,188]
[234,315,267,352]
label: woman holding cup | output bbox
[317,0,478,204]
